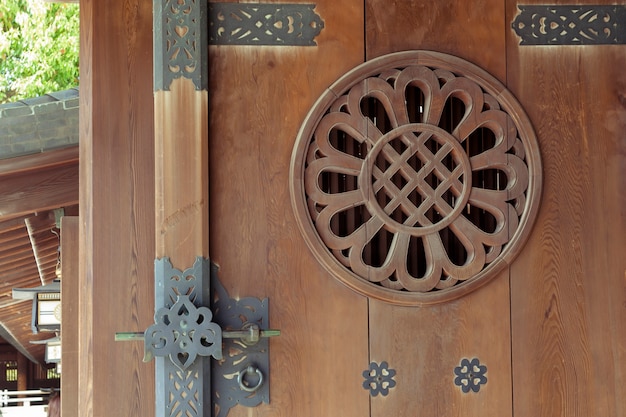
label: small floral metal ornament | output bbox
[454,358,487,393]
[362,361,397,397]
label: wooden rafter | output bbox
[0,146,78,221]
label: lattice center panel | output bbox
[362,124,471,236]
[290,51,542,305]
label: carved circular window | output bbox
[290,51,542,305]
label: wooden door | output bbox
[505,2,626,416]
[208,1,624,417]
[208,1,370,416]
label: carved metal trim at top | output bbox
[155,0,208,91]
[512,5,626,45]
[209,3,324,46]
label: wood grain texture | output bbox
[507,1,626,416]
[0,147,78,221]
[154,79,209,266]
[366,0,507,82]
[369,272,512,416]
[365,2,513,416]
[77,1,94,414]
[79,0,155,416]
[61,216,79,417]
[208,1,369,416]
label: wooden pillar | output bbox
[154,76,209,262]
[153,2,209,416]
[78,0,155,416]
[60,216,78,417]
[16,352,27,392]
[154,1,209,263]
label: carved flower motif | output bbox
[291,52,542,304]
[362,361,397,397]
[454,358,487,393]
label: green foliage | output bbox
[0,0,79,103]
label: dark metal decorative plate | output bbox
[210,263,271,417]
[209,3,324,46]
[454,358,487,393]
[155,0,208,91]
[512,5,626,45]
[362,361,397,397]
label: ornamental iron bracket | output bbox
[208,3,324,46]
[154,0,208,91]
[116,257,280,417]
[512,5,626,45]
[154,2,325,89]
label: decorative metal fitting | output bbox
[115,257,280,417]
[208,3,324,46]
[362,361,397,397]
[143,293,223,369]
[237,365,264,393]
[454,358,487,393]
[154,0,208,91]
[210,263,277,417]
[512,5,626,45]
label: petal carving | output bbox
[290,51,542,305]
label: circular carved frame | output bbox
[290,51,542,305]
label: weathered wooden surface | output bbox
[78,0,155,416]
[506,1,626,416]
[61,216,78,417]
[0,147,78,221]
[208,1,369,416]
[154,78,209,265]
[72,0,625,415]
[364,1,514,416]
[369,271,512,416]
[366,0,507,82]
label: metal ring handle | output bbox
[237,365,264,393]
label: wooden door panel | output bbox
[209,1,624,416]
[506,1,626,415]
[369,272,512,417]
[366,0,507,82]
[208,1,369,416]
[365,1,513,416]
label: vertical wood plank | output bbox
[369,273,512,417]
[365,2,512,416]
[61,216,78,417]
[152,1,210,415]
[208,1,370,416]
[17,352,27,392]
[154,79,209,264]
[507,1,626,416]
[78,0,155,416]
[366,0,507,82]
[77,0,94,414]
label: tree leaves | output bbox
[0,0,79,103]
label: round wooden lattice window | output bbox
[290,51,542,305]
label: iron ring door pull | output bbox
[114,258,279,416]
[238,365,264,392]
